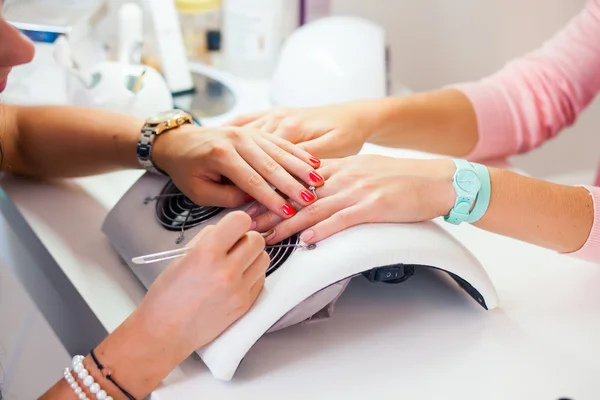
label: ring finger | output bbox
[263,191,352,244]
[238,142,318,212]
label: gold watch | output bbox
[136,109,193,175]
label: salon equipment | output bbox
[222,0,298,79]
[68,61,173,119]
[1,0,107,105]
[101,168,499,381]
[143,0,195,95]
[176,0,222,63]
[270,16,389,107]
[53,36,91,89]
[117,3,144,65]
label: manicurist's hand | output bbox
[226,101,384,159]
[249,156,457,244]
[152,124,324,220]
[39,212,270,400]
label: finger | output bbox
[252,209,283,233]
[225,110,269,127]
[252,197,302,233]
[245,202,268,220]
[266,134,322,171]
[200,211,252,253]
[314,158,344,180]
[264,194,350,244]
[261,118,281,134]
[187,225,215,247]
[299,205,364,244]
[228,231,266,271]
[253,137,323,206]
[178,178,246,208]
[299,133,359,159]
[243,251,270,286]
[245,270,267,311]
[223,154,298,220]
[246,118,268,130]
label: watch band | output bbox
[444,159,478,225]
[466,163,491,223]
[136,126,165,175]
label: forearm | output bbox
[40,308,190,400]
[367,89,479,157]
[3,105,143,178]
[470,168,593,254]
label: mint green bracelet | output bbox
[466,163,491,223]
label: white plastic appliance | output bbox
[101,162,499,381]
[270,16,389,107]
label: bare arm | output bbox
[367,89,479,157]
[474,168,594,254]
[253,157,596,259]
[1,105,142,178]
[368,1,600,161]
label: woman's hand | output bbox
[250,156,457,244]
[66,211,269,400]
[152,125,324,220]
[136,211,268,350]
[226,101,384,159]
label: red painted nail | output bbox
[300,189,315,203]
[244,194,254,203]
[309,171,323,183]
[282,203,296,216]
[309,157,321,166]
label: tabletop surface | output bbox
[2,142,599,400]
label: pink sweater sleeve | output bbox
[451,0,600,263]
[453,0,600,161]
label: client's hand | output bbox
[226,101,383,159]
[152,124,324,220]
[250,156,457,244]
[41,212,269,400]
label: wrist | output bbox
[151,123,197,175]
[88,308,192,399]
[366,96,410,144]
[423,158,457,218]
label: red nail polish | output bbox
[309,157,321,166]
[309,171,323,183]
[244,194,254,203]
[300,190,315,203]
[282,203,296,216]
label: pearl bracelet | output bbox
[65,355,113,400]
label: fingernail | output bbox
[250,221,257,231]
[246,204,258,217]
[300,189,315,203]
[261,229,275,240]
[309,171,323,183]
[309,157,321,167]
[282,203,296,216]
[300,229,314,242]
[244,194,254,203]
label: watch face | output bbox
[455,169,481,193]
[146,110,184,124]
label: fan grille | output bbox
[151,181,299,274]
[154,181,224,231]
[266,234,299,276]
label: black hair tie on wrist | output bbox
[90,348,138,400]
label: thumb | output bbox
[297,132,340,159]
[224,110,268,127]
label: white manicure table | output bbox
[1,78,599,399]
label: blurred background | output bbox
[0,1,596,398]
